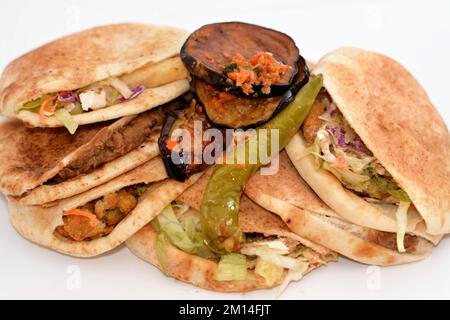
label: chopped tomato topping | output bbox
[225,52,290,95]
[166,139,178,151]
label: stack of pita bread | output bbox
[0,23,204,257]
[0,23,448,294]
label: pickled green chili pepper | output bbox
[200,75,324,253]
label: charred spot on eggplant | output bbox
[181,21,301,97]
[159,97,221,182]
[194,57,309,129]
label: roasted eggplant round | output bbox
[194,57,309,129]
[181,22,301,97]
[159,96,221,182]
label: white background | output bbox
[0,0,449,299]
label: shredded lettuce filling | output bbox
[240,241,310,290]
[18,77,144,133]
[55,108,79,134]
[21,98,43,110]
[214,253,248,281]
[276,266,308,298]
[395,201,410,252]
[309,124,409,202]
[302,94,413,252]
[150,203,326,288]
[155,233,170,274]
[107,77,133,99]
[302,98,410,202]
[150,204,216,260]
[254,258,284,286]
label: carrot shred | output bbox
[226,52,290,95]
[227,72,237,81]
[166,139,177,151]
[39,96,57,123]
[63,209,97,227]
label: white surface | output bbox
[0,0,449,300]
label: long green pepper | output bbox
[200,75,324,253]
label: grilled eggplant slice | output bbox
[195,58,309,129]
[195,80,284,129]
[181,22,301,97]
[159,97,220,181]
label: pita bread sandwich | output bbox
[0,109,154,205]
[0,23,190,131]
[0,93,196,205]
[284,48,449,249]
[8,157,202,257]
[126,171,336,292]
[245,152,441,266]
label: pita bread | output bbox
[16,80,189,127]
[177,171,334,257]
[126,171,336,292]
[8,157,203,257]
[287,134,442,238]
[128,225,267,292]
[0,109,164,204]
[13,137,160,206]
[294,47,449,235]
[245,152,438,266]
[0,23,190,126]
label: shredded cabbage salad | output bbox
[395,201,410,252]
[301,94,413,252]
[54,108,78,134]
[150,202,326,290]
[150,204,216,260]
[18,77,145,134]
[215,253,248,281]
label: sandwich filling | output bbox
[301,90,412,252]
[17,57,187,133]
[55,183,150,241]
[313,212,420,253]
[150,201,332,290]
[224,52,291,95]
[19,77,144,133]
[47,110,163,184]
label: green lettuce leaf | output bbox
[214,253,247,281]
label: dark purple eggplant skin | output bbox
[159,94,193,181]
[194,57,309,130]
[159,111,187,181]
[158,97,213,182]
[180,21,301,98]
